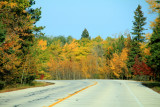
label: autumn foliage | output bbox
[37,35,133,80]
[0,0,42,86]
[133,56,152,76]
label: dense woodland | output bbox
[0,0,160,88]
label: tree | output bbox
[131,5,147,42]
[148,18,160,80]
[146,0,160,81]
[67,36,73,44]
[0,21,6,45]
[112,35,125,54]
[146,0,160,15]
[0,0,42,85]
[133,55,152,81]
[109,48,129,79]
[81,28,90,40]
[127,40,141,68]
[52,36,67,46]
[127,5,147,76]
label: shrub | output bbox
[0,81,5,90]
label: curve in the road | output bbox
[47,81,98,107]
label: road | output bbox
[0,80,160,107]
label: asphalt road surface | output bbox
[0,80,160,107]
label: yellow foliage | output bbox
[146,0,160,12]
[38,39,47,50]
[23,10,27,13]
[0,1,17,8]
[9,3,17,8]
[140,43,151,57]
[150,21,156,28]
[0,1,8,5]
[109,48,129,78]
[120,48,128,61]
[144,48,151,56]
[155,18,160,23]
[145,33,151,40]
[93,36,103,42]
[146,0,160,28]
[0,1,8,8]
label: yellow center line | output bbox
[47,81,98,107]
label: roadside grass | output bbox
[0,81,54,93]
[142,81,160,94]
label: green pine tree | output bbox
[127,5,146,77]
[148,17,160,80]
[67,36,73,44]
[131,5,146,42]
[81,28,90,40]
[127,40,141,68]
[0,21,6,45]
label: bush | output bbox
[0,81,5,90]
[26,75,36,84]
[133,75,150,81]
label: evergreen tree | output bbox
[19,0,42,56]
[67,36,73,44]
[148,17,160,80]
[127,5,146,76]
[127,40,141,69]
[131,5,146,42]
[81,28,90,39]
[113,35,125,54]
[0,0,43,84]
[0,21,6,45]
[52,36,67,46]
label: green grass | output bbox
[142,81,160,94]
[0,81,54,93]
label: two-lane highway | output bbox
[0,80,160,107]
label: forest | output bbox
[0,0,160,88]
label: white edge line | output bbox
[124,82,144,107]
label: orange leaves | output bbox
[47,57,57,72]
[38,39,47,50]
[4,54,21,71]
[9,3,17,8]
[3,42,13,50]
[0,1,8,5]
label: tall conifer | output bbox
[148,18,160,80]
[131,5,146,42]
[127,5,146,75]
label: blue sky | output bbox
[33,0,156,39]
